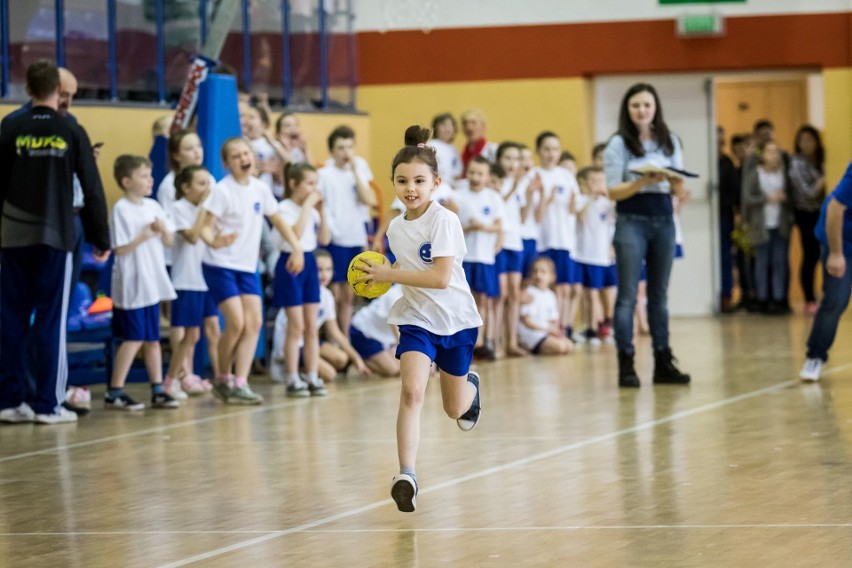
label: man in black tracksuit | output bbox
[0,59,110,423]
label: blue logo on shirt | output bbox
[352,185,357,193]
[556,186,564,194]
[483,207,491,216]
[254,202,261,213]
[419,242,433,264]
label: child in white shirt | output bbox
[534,131,582,340]
[200,137,304,405]
[430,112,463,183]
[519,257,574,355]
[106,155,178,411]
[243,103,285,198]
[572,167,616,346]
[457,156,503,359]
[494,142,528,357]
[349,284,405,377]
[318,125,377,335]
[354,125,483,513]
[272,163,332,397]
[275,111,311,166]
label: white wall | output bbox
[354,0,851,32]
[594,74,718,317]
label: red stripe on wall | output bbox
[358,12,851,85]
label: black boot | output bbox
[653,349,691,384]
[618,351,640,388]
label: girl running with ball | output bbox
[355,125,483,513]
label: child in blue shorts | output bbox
[163,165,233,398]
[107,155,179,411]
[457,156,503,360]
[272,163,331,397]
[355,125,483,513]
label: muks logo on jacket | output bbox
[16,135,68,157]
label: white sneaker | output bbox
[163,378,189,401]
[34,407,78,424]
[0,402,35,423]
[800,358,824,382]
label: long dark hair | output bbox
[617,83,674,157]
[283,162,317,199]
[794,124,824,171]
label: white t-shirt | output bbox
[250,136,281,197]
[573,194,614,267]
[390,182,456,213]
[273,198,320,252]
[319,157,374,247]
[387,202,483,335]
[516,171,541,242]
[759,168,784,230]
[202,174,278,273]
[455,187,504,264]
[157,170,217,265]
[351,284,404,347]
[430,139,463,183]
[170,198,208,291]
[538,166,579,252]
[518,285,558,350]
[318,286,336,328]
[500,177,525,252]
[110,197,177,309]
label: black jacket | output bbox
[0,106,109,252]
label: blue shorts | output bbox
[202,264,262,305]
[113,305,160,341]
[463,261,499,297]
[325,243,363,284]
[171,290,217,327]
[579,263,608,290]
[396,325,478,377]
[273,252,320,308]
[675,244,684,259]
[349,325,386,359]
[522,239,538,278]
[545,249,580,285]
[495,249,524,275]
[604,264,618,288]
[639,262,647,282]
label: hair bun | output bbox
[404,125,432,147]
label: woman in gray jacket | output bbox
[741,140,794,314]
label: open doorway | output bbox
[715,71,825,308]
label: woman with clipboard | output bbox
[603,83,693,388]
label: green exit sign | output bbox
[677,14,725,36]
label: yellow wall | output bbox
[823,67,852,187]
[359,77,595,208]
[0,104,369,207]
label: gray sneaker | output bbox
[228,384,264,405]
[286,380,310,398]
[211,380,232,404]
[0,402,36,423]
[308,381,328,397]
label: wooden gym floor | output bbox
[1,312,852,567]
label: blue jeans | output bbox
[806,247,852,362]
[754,228,788,302]
[613,214,676,354]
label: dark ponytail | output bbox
[390,125,439,179]
[174,165,207,200]
[284,162,317,199]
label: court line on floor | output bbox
[0,382,395,464]
[157,378,796,568]
[4,523,851,538]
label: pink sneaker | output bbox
[181,374,211,396]
[163,377,188,401]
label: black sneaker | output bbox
[457,371,481,431]
[653,349,691,384]
[151,392,180,409]
[390,474,418,513]
[618,351,641,388]
[104,392,145,411]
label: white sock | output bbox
[301,371,321,386]
[286,373,302,387]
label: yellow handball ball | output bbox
[347,251,392,299]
